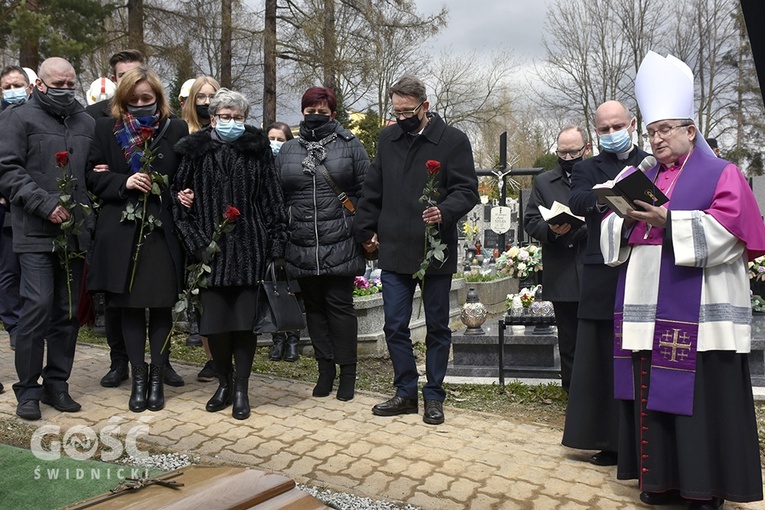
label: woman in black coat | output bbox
[172,89,287,420]
[86,67,188,413]
[277,86,369,401]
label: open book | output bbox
[538,201,585,228]
[592,163,668,218]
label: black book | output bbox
[538,201,585,228]
[592,165,668,218]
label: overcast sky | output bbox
[415,0,549,62]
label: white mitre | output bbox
[635,51,715,157]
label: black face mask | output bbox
[558,156,583,174]
[195,104,210,120]
[302,113,331,131]
[397,114,422,134]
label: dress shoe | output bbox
[9,335,15,350]
[41,391,81,412]
[185,332,203,347]
[100,364,129,388]
[147,364,165,411]
[197,360,217,382]
[423,399,445,425]
[16,399,41,420]
[0,382,3,394]
[232,377,250,420]
[163,363,185,387]
[639,490,681,506]
[687,498,724,510]
[590,450,618,466]
[372,396,418,416]
[269,332,286,361]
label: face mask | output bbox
[397,114,422,134]
[215,119,245,142]
[44,86,76,106]
[558,156,582,174]
[599,128,632,153]
[3,88,27,105]
[302,114,330,130]
[127,102,157,118]
[270,140,284,156]
[196,104,210,120]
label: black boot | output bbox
[129,363,148,412]
[312,358,336,397]
[269,332,286,361]
[284,332,300,362]
[146,364,165,411]
[336,363,356,401]
[185,306,202,347]
[232,377,250,420]
[206,372,233,412]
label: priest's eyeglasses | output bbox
[556,145,586,158]
[642,123,691,141]
[390,101,424,119]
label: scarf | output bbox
[298,131,337,175]
[114,113,159,173]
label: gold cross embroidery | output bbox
[658,328,692,362]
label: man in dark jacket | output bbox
[563,100,649,465]
[356,74,479,425]
[524,125,589,393]
[0,57,94,420]
[85,49,145,119]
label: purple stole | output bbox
[613,149,726,416]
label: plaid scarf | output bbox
[114,114,159,173]
[299,132,337,175]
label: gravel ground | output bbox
[122,452,421,509]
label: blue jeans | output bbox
[13,252,82,401]
[381,271,452,402]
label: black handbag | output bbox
[252,262,306,334]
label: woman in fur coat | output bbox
[172,88,287,420]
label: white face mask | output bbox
[270,140,284,155]
[3,87,27,104]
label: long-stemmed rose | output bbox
[162,205,240,353]
[52,151,91,318]
[413,160,448,317]
[121,126,169,291]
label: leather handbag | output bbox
[252,262,306,334]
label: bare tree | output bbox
[263,0,277,127]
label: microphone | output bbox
[636,155,657,172]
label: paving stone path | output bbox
[0,335,762,509]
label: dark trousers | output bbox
[552,300,579,393]
[13,252,82,401]
[298,275,357,365]
[121,307,171,367]
[0,224,21,341]
[381,271,452,402]
[104,304,128,368]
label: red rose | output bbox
[138,127,154,141]
[426,160,441,176]
[223,205,241,223]
[55,151,69,168]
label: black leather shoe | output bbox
[185,332,202,347]
[163,363,185,387]
[100,364,129,388]
[41,391,81,412]
[688,498,724,510]
[0,382,3,394]
[283,334,300,362]
[206,380,233,412]
[372,396,418,416]
[16,399,41,420]
[423,399,445,425]
[639,490,681,506]
[590,450,618,466]
[269,333,286,361]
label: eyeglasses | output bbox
[642,124,690,141]
[195,93,216,103]
[216,114,246,124]
[556,144,586,158]
[389,101,424,119]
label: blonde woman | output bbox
[181,76,220,134]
